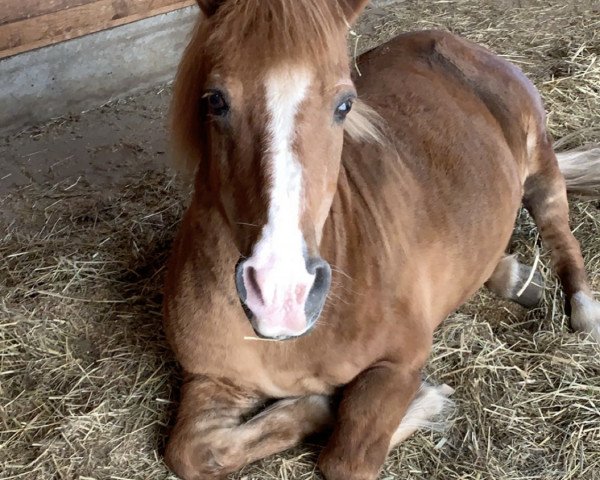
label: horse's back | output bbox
[355,30,545,178]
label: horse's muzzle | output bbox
[235,256,331,340]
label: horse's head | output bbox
[172,0,372,339]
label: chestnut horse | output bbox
[163,1,600,478]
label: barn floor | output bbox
[2,2,600,479]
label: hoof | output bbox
[512,266,544,309]
[571,292,600,342]
[487,255,545,309]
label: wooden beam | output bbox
[0,1,97,26]
[0,0,196,59]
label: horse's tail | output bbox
[556,146,600,198]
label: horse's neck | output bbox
[320,144,417,280]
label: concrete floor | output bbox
[0,85,174,227]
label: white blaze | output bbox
[244,66,314,314]
[264,66,311,253]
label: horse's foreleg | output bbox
[165,374,332,480]
[486,254,544,308]
[164,374,259,480]
[231,394,333,459]
[318,362,423,480]
[524,140,600,341]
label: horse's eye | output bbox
[204,90,229,116]
[335,98,353,122]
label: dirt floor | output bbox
[1,1,600,479]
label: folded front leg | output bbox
[318,363,423,480]
[165,374,333,480]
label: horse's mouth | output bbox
[247,314,320,341]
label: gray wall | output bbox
[0,6,198,135]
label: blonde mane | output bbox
[205,0,347,64]
[344,99,387,145]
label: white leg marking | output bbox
[488,254,521,297]
[505,255,522,296]
[389,382,454,450]
[571,291,600,342]
[526,128,537,160]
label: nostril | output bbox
[305,257,332,320]
[306,258,332,287]
[312,263,330,292]
[245,266,264,305]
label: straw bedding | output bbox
[1,1,599,478]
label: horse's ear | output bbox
[196,0,225,17]
[338,0,370,25]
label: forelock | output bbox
[204,0,348,65]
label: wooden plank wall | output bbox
[0,0,196,59]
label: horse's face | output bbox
[174,0,369,339]
[211,58,355,340]
[212,64,354,340]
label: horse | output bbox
[162,1,600,478]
